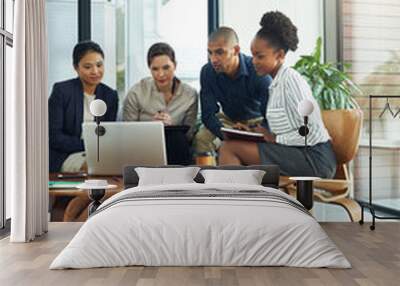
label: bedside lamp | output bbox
[291,99,318,210]
[89,99,107,162]
[297,99,314,150]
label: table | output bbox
[49,174,123,221]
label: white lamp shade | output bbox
[90,99,107,117]
[297,99,314,116]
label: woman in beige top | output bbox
[123,42,199,140]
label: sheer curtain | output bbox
[7,0,48,242]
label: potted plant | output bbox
[293,37,361,110]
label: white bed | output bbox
[50,183,351,269]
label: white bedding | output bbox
[50,183,351,269]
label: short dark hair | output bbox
[256,11,298,53]
[72,41,104,67]
[209,26,239,46]
[147,42,176,67]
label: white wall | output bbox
[220,0,323,66]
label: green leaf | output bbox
[292,37,360,110]
[313,37,322,63]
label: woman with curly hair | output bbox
[219,11,336,178]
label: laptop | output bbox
[82,121,167,175]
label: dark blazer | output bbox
[49,78,119,172]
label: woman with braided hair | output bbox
[219,11,336,178]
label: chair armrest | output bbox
[313,179,349,193]
[279,176,295,188]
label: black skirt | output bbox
[257,140,337,178]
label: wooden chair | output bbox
[281,109,363,222]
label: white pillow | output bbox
[200,169,266,185]
[135,167,200,186]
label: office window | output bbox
[5,0,13,33]
[48,0,208,99]
[0,39,3,229]
[124,0,208,93]
[344,0,400,212]
[4,44,11,221]
[47,0,78,95]
[1,0,14,229]
[219,0,324,66]
[343,0,400,136]
[91,0,120,94]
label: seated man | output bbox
[194,27,272,163]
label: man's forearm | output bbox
[203,117,224,140]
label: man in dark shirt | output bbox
[194,27,272,162]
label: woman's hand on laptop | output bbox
[153,111,172,126]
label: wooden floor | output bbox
[0,222,399,286]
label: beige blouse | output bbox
[123,77,199,139]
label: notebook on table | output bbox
[48,181,83,189]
